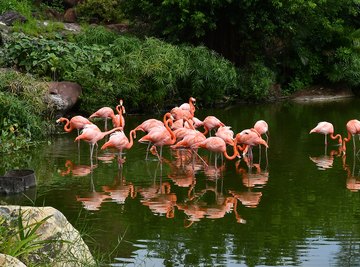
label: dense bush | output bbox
[0,70,51,153]
[3,28,241,113]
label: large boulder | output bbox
[47,81,82,117]
[0,254,26,267]
[0,206,96,266]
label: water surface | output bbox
[2,98,360,266]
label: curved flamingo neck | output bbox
[342,132,352,151]
[330,133,342,144]
[184,118,195,130]
[165,119,176,143]
[163,112,172,124]
[223,139,239,160]
[62,118,73,132]
[126,130,136,149]
[189,99,196,115]
[202,126,209,136]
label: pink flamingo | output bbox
[254,120,269,143]
[101,129,136,167]
[235,128,268,159]
[75,125,123,162]
[309,121,342,146]
[201,116,225,136]
[134,113,173,159]
[56,115,93,135]
[191,136,238,168]
[89,106,117,131]
[179,97,196,115]
[215,126,235,146]
[138,116,176,161]
[113,99,126,129]
[342,119,360,154]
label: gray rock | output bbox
[0,206,96,266]
[0,254,27,267]
[0,11,27,26]
[46,81,82,117]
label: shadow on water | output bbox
[2,98,360,266]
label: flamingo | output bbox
[191,136,238,169]
[138,117,176,161]
[134,113,173,159]
[215,126,235,146]
[254,120,269,143]
[75,125,123,163]
[342,119,360,154]
[235,128,268,159]
[89,106,117,131]
[309,121,342,146]
[101,129,136,167]
[56,115,93,135]
[201,116,225,136]
[113,99,126,129]
[179,97,196,115]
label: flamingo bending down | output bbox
[215,126,235,146]
[191,136,238,168]
[254,120,269,143]
[342,119,360,154]
[101,129,136,167]
[138,117,176,161]
[89,106,116,131]
[201,116,225,136]
[235,128,268,158]
[56,115,93,135]
[309,121,342,145]
[75,125,123,162]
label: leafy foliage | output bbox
[3,29,240,113]
[76,0,124,23]
[0,70,51,153]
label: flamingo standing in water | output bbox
[101,129,136,167]
[215,126,235,146]
[113,99,126,129]
[179,97,196,116]
[342,119,360,154]
[309,121,342,146]
[201,116,225,136]
[134,113,173,159]
[138,116,176,161]
[191,136,238,169]
[254,120,269,143]
[89,106,117,131]
[235,129,268,159]
[56,115,93,135]
[75,125,123,163]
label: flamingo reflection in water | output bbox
[309,146,342,171]
[342,154,360,192]
[76,173,109,211]
[139,181,177,218]
[60,159,97,177]
[236,156,269,189]
[176,189,245,227]
[102,169,136,205]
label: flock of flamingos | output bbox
[55,97,360,222]
[56,97,360,167]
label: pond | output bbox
[2,98,360,266]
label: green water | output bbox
[2,98,360,266]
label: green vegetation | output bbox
[1,0,360,149]
[0,208,54,265]
[0,69,53,154]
